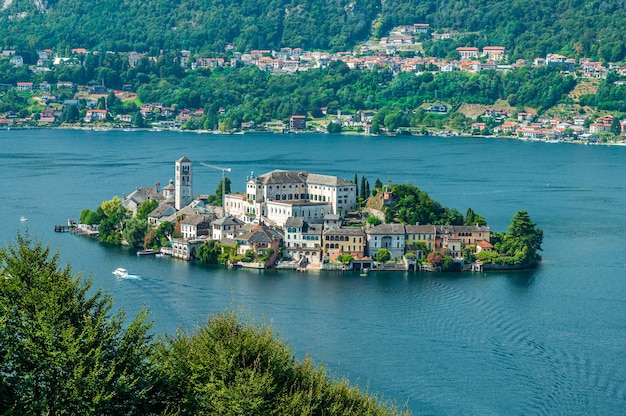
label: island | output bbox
[71,157,542,272]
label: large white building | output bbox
[225,170,357,227]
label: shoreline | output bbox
[4,124,625,146]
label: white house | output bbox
[366,223,406,259]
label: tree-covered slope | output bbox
[0,0,626,61]
[0,0,379,53]
[379,0,626,61]
[2,0,625,60]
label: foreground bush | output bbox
[0,234,408,416]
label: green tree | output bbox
[215,177,232,207]
[79,207,102,225]
[508,210,543,253]
[367,215,382,226]
[136,199,158,220]
[197,240,222,264]
[122,216,150,248]
[360,175,367,200]
[153,310,406,415]
[337,253,354,264]
[327,121,342,133]
[464,207,487,226]
[375,248,391,263]
[134,111,145,128]
[98,196,128,244]
[63,104,80,123]
[611,116,622,136]
[0,234,155,414]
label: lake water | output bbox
[1,129,625,415]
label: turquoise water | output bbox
[2,129,626,415]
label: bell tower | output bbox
[175,156,193,210]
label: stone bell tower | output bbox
[175,156,193,210]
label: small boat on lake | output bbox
[20,216,28,222]
[136,249,157,256]
[113,268,128,277]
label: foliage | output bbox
[97,196,129,244]
[144,221,174,249]
[0,235,407,415]
[197,240,222,264]
[427,251,444,267]
[327,121,343,133]
[385,183,472,226]
[78,207,102,225]
[375,248,391,263]
[136,199,159,220]
[215,177,232,207]
[367,215,382,226]
[0,234,156,415]
[260,248,275,262]
[122,215,150,248]
[153,309,407,415]
[481,211,543,266]
[441,255,462,272]
[465,208,487,226]
[337,253,354,264]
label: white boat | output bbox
[113,268,128,277]
[20,216,28,222]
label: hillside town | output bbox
[2,23,626,141]
[77,157,497,272]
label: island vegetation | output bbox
[0,234,408,415]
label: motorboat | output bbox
[113,268,128,277]
[136,249,157,256]
[20,216,28,222]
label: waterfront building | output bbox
[434,225,491,258]
[212,215,245,240]
[225,170,357,227]
[236,224,283,266]
[366,223,407,259]
[180,214,212,239]
[405,224,437,254]
[323,226,366,263]
[283,217,323,265]
[175,156,193,210]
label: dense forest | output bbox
[1,0,626,61]
[0,234,407,415]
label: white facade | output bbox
[175,157,193,210]
[265,200,332,227]
[225,170,357,226]
[366,224,407,259]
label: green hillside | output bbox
[1,0,625,61]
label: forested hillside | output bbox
[380,0,626,62]
[1,0,625,61]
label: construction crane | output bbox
[200,163,232,214]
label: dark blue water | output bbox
[1,129,626,415]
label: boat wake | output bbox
[116,273,141,279]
